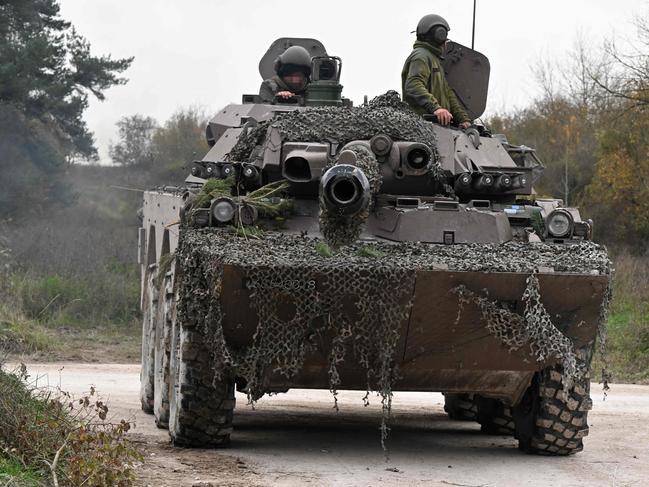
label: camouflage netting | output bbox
[227,91,442,177]
[319,144,382,249]
[597,286,613,392]
[453,275,582,391]
[175,228,612,445]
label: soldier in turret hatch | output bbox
[402,14,472,129]
[259,45,312,103]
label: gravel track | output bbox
[21,363,649,487]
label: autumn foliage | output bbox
[488,22,649,250]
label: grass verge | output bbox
[592,250,649,384]
[0,456,44,486]
[1,269,141,363]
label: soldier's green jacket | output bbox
[401,41,470,122]
[259,75,306,103]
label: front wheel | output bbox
[513,348,593,455]
[168,310,235,447]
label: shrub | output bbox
[0,363,142,486]
[15,268,140,327]
[601,250,649,382]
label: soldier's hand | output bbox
[460,121,471,129]
[277,91,295,99]
[433,108,453,126]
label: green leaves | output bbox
[0,3,132,157]
[109,115,159,167]
[0,0,133,217]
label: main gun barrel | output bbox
[319,164,371,216]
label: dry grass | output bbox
[0,362,142,486]
[597,250,649,383]
[1,165,143,363]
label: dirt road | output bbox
[22,363,648,487]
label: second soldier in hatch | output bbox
[259,45,312,103]
[402,14,471,129]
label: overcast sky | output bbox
[58,0,648,164]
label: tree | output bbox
[585,104,649,247]
[0,0,133,159]
[488,21,649,248]
[0,0,132,216]
[109,115,159,167]
[488,97,597,206]
[151,107,209,182]
[108,108,209,183]
[589,13,649,109]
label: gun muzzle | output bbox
[320,164,371,216]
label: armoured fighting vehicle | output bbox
[138,38,611,455]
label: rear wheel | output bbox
[513,347,593,455]
[140,264,158,414]
[443,393,478,421]
[476,397,515,435]
[168,301,235,447]
[153,264,173,428]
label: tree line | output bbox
[107,108,209,183]
[488,16,649,249]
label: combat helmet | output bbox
[416,14,450,45]
[274,45,312,77]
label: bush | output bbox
[0,306,51,354]
[600,250,649,382]
[0,456,43,486]
[0,363,142,486]
[15,268,139,327]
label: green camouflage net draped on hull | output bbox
[174,228,612,447]
[453,274,585,391]
[227,91,442,178]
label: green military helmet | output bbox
[416,14,450,45]
[274,45,312,77]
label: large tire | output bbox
[513,348,593,455]
[153,265,173,428]
[443,393,478,421]
[168,298,236,447]
[476,397,515,435]
[140,264,158,414]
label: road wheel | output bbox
[168,303,235,447]
[153,263,173,428]
[140,264,158,414]
[513,348,593,455]
[443,393,478,421]
[476,397,515,435]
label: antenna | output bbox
[471,0,477,49]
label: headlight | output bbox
[210,197,236,224]
[547,209,573,238]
